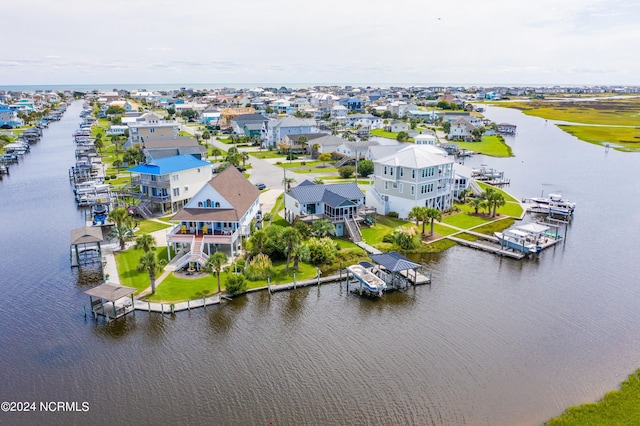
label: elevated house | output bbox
[414,133,438,145]
[366,144,455,219]
[279,133,325,155]
[448,117,475,141]
[127,113,180,147]
[127,154,213,214]
[284,180,374,239]
[142,137,207,161]
[262,116,319,148]
[230,113,269,136]
[0,104,22,128]
[166,167,261,268]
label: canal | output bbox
[1,101,640,425]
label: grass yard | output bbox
[558,124,640,152]
[114,247,169,294]
[135,219,173,234]
[470,217,515,235]
[147,273,221,302]
[456,135,513,157]
[249,150,287,159]
[547,368,640,425]
[441,210,491,228]
[360,216,414,245]
[475,182,519,202]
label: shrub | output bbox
[339,165,355,179]
[225,274,247,296]
[244,253,273,280]
[104,176,111,181]
[306,237,338,265]
[301,161,306,166]
[387,211,399,218]
[275,161,282,165]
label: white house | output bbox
[366,145,455,219]
[414,134,438,145]
[448,118,475,141]
[165,166,261,266]
[127,154,213,213]
[262,116,319,148]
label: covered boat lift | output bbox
[70,226,104,270]
[369,251,431,288]
[85,282,136,320]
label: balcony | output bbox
[132,176,170,189]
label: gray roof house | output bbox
[284,180,369,238]
[230,113,268,135]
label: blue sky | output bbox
[3,0,638,86]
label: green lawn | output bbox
[548,368,640,425]
[456,135,513,157]
[250,150,288,159]
[441,211,491,228]
[470,217,515,235]
[476,182,519,202]
[558,124,640,152]
[114,247,169,294]
[135,219,173,234]
[361,216,414,245]
[147,272,222,302]
[370,129,401,139]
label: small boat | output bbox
[92,203,109,225]
[494,230,541,254]
[523,193,576,217]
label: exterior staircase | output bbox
[171,236,209,270]
[344,216,362,243]
[333,155,352,168]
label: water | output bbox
[1,102,640,425]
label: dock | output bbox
[447,229,562,259]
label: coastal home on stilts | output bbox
[165,167,261,271]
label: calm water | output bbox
[1,102,640,425]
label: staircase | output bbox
[333,155,352,168]
[134,200,153,219]
[170,236,210,270]
[344,216,362,243]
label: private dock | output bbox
[447,228,562,259]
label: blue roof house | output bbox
[127,154,213,214]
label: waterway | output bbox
[1,102,640,425]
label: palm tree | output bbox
[408,206,426,228]
[135,233,156,252]
[108,225,135,251]
[249,229,267,256]
[108,207,133,229]
[312,178,323,185]
[298,135,308,154]
[491,193,506,217]
[458,188,471,203]
[211,147,221,161]
[281,227,302,272]
[482,187,496,215]
[425,208,442,236]
[470,197,483,215]
[137,251,164,295]
[241,152,249,167]
[205,251,227,294]
[310,219,335,237]
[282,177,295,192]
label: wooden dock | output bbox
[447,236,527,259]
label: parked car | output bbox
[255,182,266,190]
[236,166,246,172]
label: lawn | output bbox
[547,368,640,425]
[360,216,414,245]
[147,272,222,302]
[476,182,519,202]
[250,150,288,159]
[441,211,491,228]
[456,135,513,157]
[135,219,173,234]
[370,128,414,142]
[558,124,640,152]
[470,217,515,235]
[114,247,169,294]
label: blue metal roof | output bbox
[288,182,363,204]
[369,251,420,272]
[127,154,211,175]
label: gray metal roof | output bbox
[85,282,137,301]
[288,182,363,204]
[369,251,420,272]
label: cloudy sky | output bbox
[2,0,638,86]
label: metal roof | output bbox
[127,154,211,175]
[369,251,420,272]
[85,282,137,302]
[288,182,363,204]
[70,226,103,245]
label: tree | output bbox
[206,251,228,294]
[470,197,483,215]
[225,274,247,296]
[249,229,268,256]
[491,193,506,217]
[471,126,485,141]
[122,146,145,165]
[408,206,427,229]
[180,110,198,121]
[108,225,135,251]
[94,134,104,153]
[318,152,332,167]
[135,233,156,252]
[297,135,308,153]
[396,131,410,142]
[281,227,302,272]
[357,159,374,177]
[202,130,211,141]
[105,105,126,116]
[137,251,164,294]
[241,152,249,167]
[458,188,471,203]
[425,208,442,236]
[482,187,497,215]
[442,121,451,134]
[306,237,338,265]
[339,166,355,179]
[310,219,335,237]
[211,147,221,161]
[282,176,295,191]
[108,207,133,229]
[166,107,175,117]
[312,178,324,185]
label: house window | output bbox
[400,168,404,177]
[392,182,398,189]
[411,185,415,195]
[184,186,189,192]
[172,174,179,181]
[215,202,220,207]
[390,168,393,176]
[150,128,155,133]
[206,199,212,207]
[198,201,203,207]
[383,166,388,175]
[173,188,180,197]
[412,169,415,179]
[384,181,388,190]
[197,168,201,173]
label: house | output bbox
[448,118,475,141]
[262,116,319,148]
[365,144,455,219]
[230,113,268,136]
[0,104,22,128]
[106,125,129,136]
[142,137,207,161]
[414,133,438,145]
[388,121,409,133]
[166,167,261,266]
[340,97,364,112]
[343,113,383,130]
[331,105,348,119]
[334,141,380,160]
[280,133,325,154]
[200,108,222,126]
[127,115,180,147]
[127,154,213,214]
[284,180,369,237]
[307,134,344,158]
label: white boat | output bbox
[346,264,387,295]
[494,230,541,254]
[523,193,576,217]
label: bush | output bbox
[387,211,399,218]
[339,165,355,179]
[244,253,273,280]
[301,161,306,166]
[104,176,111,181]
[275,161,282,165]
[307,237,338,265]
[110,174,117,179]
[225,274,247,296]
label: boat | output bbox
[522,193,576,217]
[346,264,387,295]
[494,230,542,254]
[92,203,109,226]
